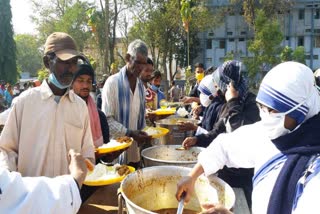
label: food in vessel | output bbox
[116,136,132,143]
[116,165,131,176]
[85,163,130,181]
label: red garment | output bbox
[87,96,104,147]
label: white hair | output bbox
[127,39,148,60]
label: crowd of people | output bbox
[1,31,320,214]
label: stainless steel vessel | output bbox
[141,145,204,168]
[118,166,235,214]
[154,118,199,145]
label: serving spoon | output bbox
[177,192,186,214]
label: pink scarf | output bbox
[87,96,104,147]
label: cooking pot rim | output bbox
[141,145,203,164]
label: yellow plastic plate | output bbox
[143,127,169,138]
[84,165,135,186]
[96,138,133,154]
[153,108,176,115]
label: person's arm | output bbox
[195,118,226,148]
[226,93,260,132]
[0,149,87,214]
[0,102,20,171]
[198,126,256,177]
[102,77,128,138]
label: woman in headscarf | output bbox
[180,60,260,207]
[178,74,225,135]
[176,61,320,214]
[181,60,260,148]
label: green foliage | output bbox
[224,52,235,61]
[230,0,293,28]
[31,0,91,51]
[280,46,293,62]
[244,10,283,80]
[37,67,49,82]
[54,2,91,51]
[15,34,42,77]
[0,0,18,83]
[292,46,306,64]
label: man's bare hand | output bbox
[68,149,87,189]
[200,203,233,214]
[179,122,198,132]
[182,137,197,149]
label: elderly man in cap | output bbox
[0,32,95,177]
[101,39,151,168]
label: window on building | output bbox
[286,37,290,40]
[229,38,235,42]
[314,55,319,60]
[207,39,212,49]
[208,32,214,37]
[305,55,311,60]
[299,9,305,20]
[315,9,320,19]
[219,40,226,49]
[298,36,304,46]
[305,29,311,33]
[240,31,246,35]
[315,29,320,34]
[227,32,233,36]
[206,58,212,64]
[239,38,245,42]
[315,36,320,48]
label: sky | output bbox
[11,0,37,34]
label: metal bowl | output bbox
[141,145,204,168]
[154,118,199,145]
[119,166,235,214]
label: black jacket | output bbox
[196,92,260,147]
[98,109,110,143]
[200,96,224,131]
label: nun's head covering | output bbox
[212,60,248,100]
[256,61,320,125]
[198,74,217,97]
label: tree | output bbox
[15,34,42,77]
[30,0,91,50]
[280,46,293,62]
[292,46,306,65]
[230,0,293,29]
[128,0,218,82]
[0,0,18,83]
[244,10,283,80]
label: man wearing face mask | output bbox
[176,61,320,214]
[181,62,205,104]
[101,39,151,168]
[0,32,95,177]
[180,60,260,207]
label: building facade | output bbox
[196,0,320,71]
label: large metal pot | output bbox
[141,145,204,168]
[154,118,199,145]
[119,166,235,214]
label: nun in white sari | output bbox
[176,61,320,214]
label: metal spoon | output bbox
[177,192,186,214]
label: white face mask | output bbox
[259,99,307,140]
[200,93,212,107]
